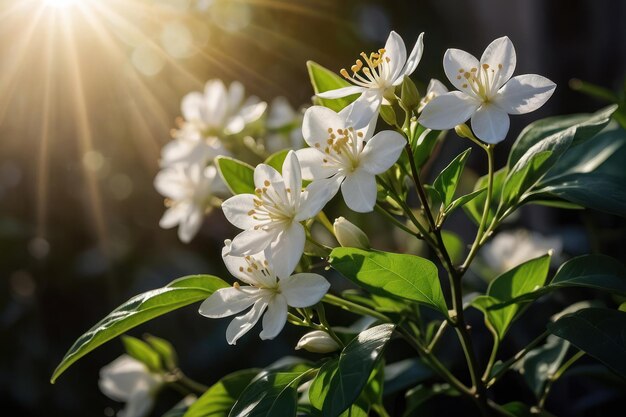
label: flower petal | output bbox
[224,116,245,135]
[181,92,205,122]
[494,74,556,115]
[341,169,377,213]
[229,227,277,256]
[254,163,288,204]
[239,99,267,124]
[268,222,305,278]
[159,203,187,229]
[338,93,380,133]
[480,36,516,92]
[221,243,273,286]
[418,91,480,130]
[122,387,155,417]
[296,178,337,221]
[360,130,406,175]
[443,48,480,92]
[177,207,204,243]
[198,286,261,318]
[282,151,302,199]
[317,85,367,99]
[99,355,150,402]
[259,294,288,340]
[225,299,268,345]
[302,106,346,148]
[227,81,245,113]
[280,273,330,307]
[295,148,337,180]
[398,32,425,82]
[384,31,407,83]
[471,105,511,144]
[221,194,259,230]
[203,80,228,127]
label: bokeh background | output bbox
[1,0,625,416]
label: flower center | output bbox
[340,48,391,89]
[315,126,365,172]
[238,256,278,289]
[247,180,295,225]
[455,63,503,101]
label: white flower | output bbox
[264,97,304,153]
[155,164,228,243]
[221,151,332,278]
[318,31,424,106]
[99,355,162,417]
[295,330,340,353]
[419,36,556,144]
[160,123,229,168]
[182,79,267,136]
[418,79,448,112]
[295,105,405,213]
[199,242,330,344]
[481,229,562,273]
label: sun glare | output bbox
[44,0,76,9]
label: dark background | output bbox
[1,0,625,415]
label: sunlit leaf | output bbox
[216,156,255,195]
[51,275,228,383]
[433,149,471,208]
[330,248,447,314]
[184,369,259,417]
[121,335,162,372]
[310,324,395,417]
[307,61,357,112]
[264,149,289,172]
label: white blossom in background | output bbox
[296,104,405,213]
[155,164,228,243]
[221,151,332,278]
[419,36,556,144]
[199,242,330,344]
[418,79,448,112]
[264,97,304,153]
[161,79,266,167]
[318,31,424,107]
[481,229,563,273]
[99,355,163,417]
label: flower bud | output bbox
[295,331,340,353]
[454,123,476,140]
[333,217,370,249]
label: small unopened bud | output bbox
[295,331,340,353]
[333,217,370,249]
[400,76,420,112]
[454,123,477,141]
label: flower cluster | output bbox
[161,31,555,344]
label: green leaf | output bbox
[330,248,447,314]
[184,369,259,417]
[121,335,162,372]
[508,105,617,168]
[311,324,395,417]
[306,61,357,112]
[472,254,551,340]
[531,173,626,217]
[548,308,626,379]
[441,230,465,265]
[444,187,486,216]
[216,156,255,195]
[145,334,178,370]
[264,149,289,172]
[494,255,626,308]
[384,358,434,395]
[502,150,553,207]
[433,149,472,208]
[230,370,310,417]
[411,126,441,169]
[51,275,228,383]
[516,335,570,397]
[463,168,507,226]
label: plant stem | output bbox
[316,211,336,236]
[461,144,495,271]
[374,203,418,237]
[372,403,392,417]
[427,320,448,352]
[487,331,549,387]
[172,369,209,393]
[538,350,585,409]
[482,330,500,382]
[322,293,391,323]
